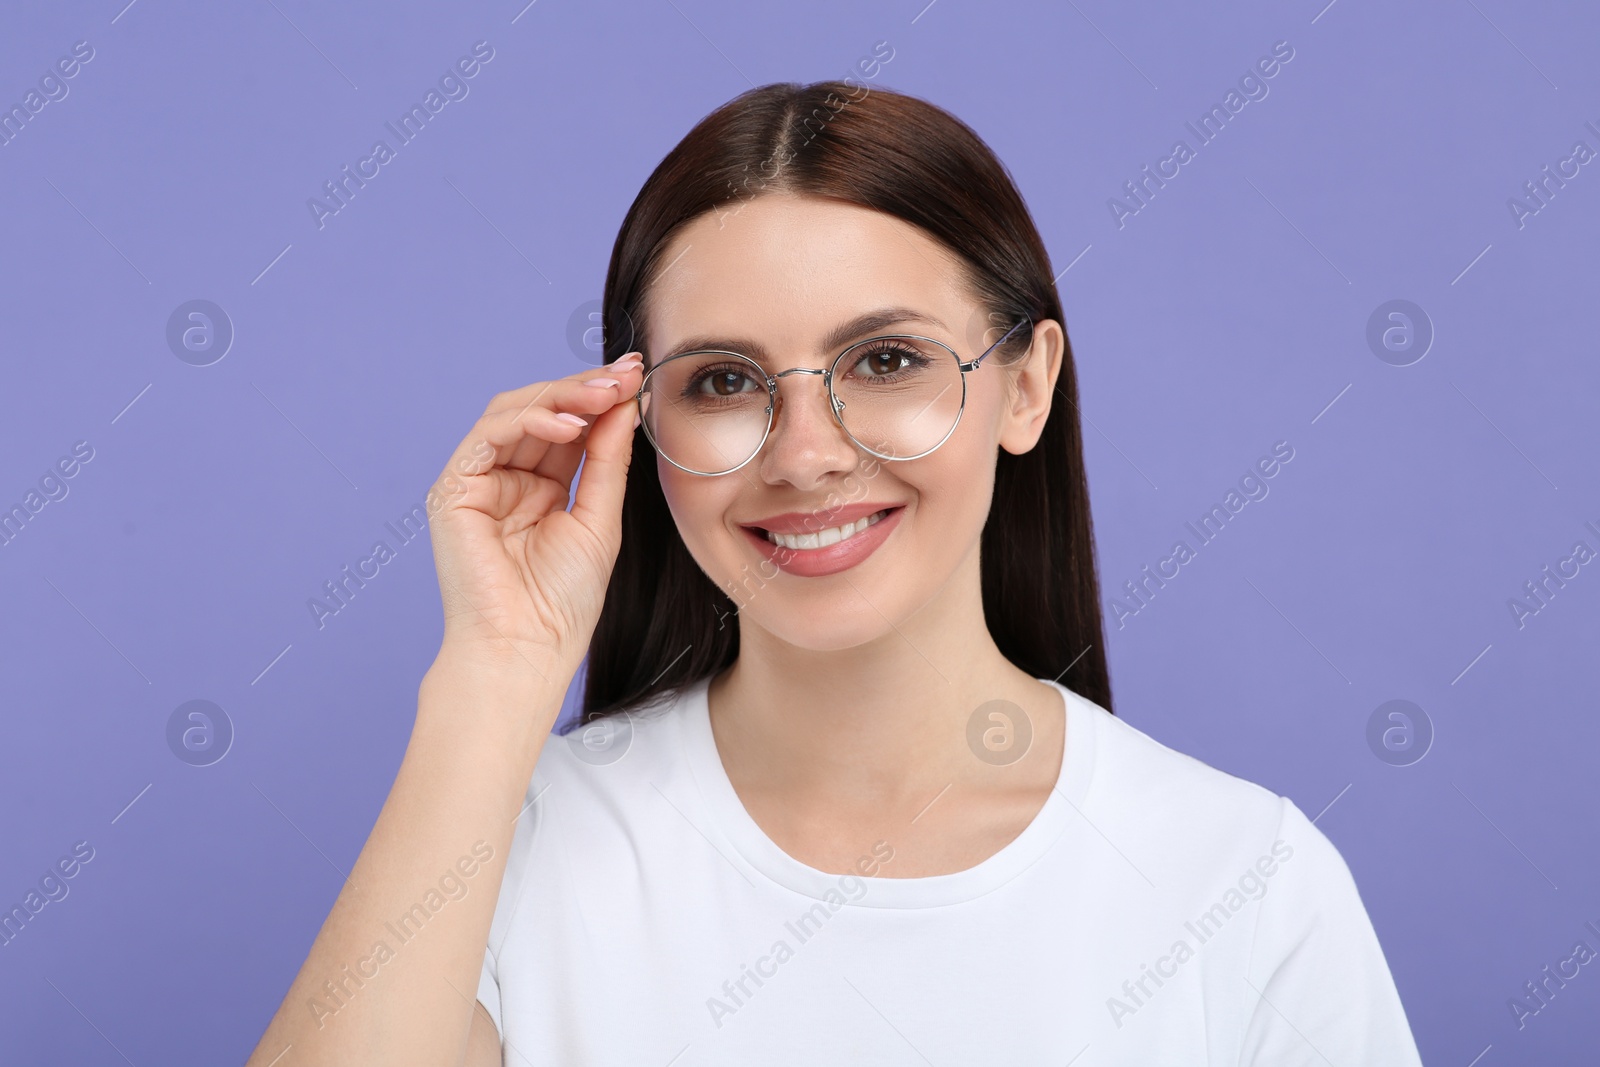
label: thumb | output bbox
[568,392,639,541]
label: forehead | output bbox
[644,194,972,357]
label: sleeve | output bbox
[476,943,503,1040]
[472,743,554,1054]
[1238,796,1424,1066]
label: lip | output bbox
[740,500,902,535]
[739,505,904,578]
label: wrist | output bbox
[409,659,565,802]
[428,638,576,690]
[420,645,577,736]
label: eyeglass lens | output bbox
[639,335,966,475]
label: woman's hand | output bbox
[243,361,646,1066]
[425,353,645,681]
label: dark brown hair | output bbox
[578,79,1112,723]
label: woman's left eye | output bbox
[858,346,915,375]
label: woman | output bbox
[248,81,1423,1065]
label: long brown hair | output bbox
[578,79,1112,724]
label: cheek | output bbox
[658,461,739,564]
[905,411,1002,534]
[656,460,700,531]
[936,393,1006,481]
[923,449,995,522]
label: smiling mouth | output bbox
[757,507,897,551]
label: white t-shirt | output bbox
[477,675,1423,1065]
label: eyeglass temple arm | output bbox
[966,318,1030,371]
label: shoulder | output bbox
[1069,687,1288,832]
[486,685,693,938]
[1061,687,1346,887]
[539,685,690,796]
[1065,688,1411,1030]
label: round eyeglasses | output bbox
[632,319,1030,476]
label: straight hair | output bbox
[578,80,1112,724]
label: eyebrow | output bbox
[655,307,949,366]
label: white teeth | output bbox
[766,509,890,550]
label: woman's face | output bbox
[644,193,1057,652]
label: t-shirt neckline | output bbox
[677,674,1097,909]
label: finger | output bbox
[505,351,643,473]
[568,389,639,541]
[446,356,643,484]
[439,401,586,501]
[485,355,645,421]
[499,357,645,472]
[522,356,649,485]
[435,461,570,526]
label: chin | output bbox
[714,544,938,653]
[736,600,914,653]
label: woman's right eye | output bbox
[694,368,757,396]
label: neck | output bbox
[707,548,1058,812]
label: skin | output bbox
[647,192,1070,878]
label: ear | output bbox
[998,319,1065,456]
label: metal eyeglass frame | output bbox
[632,317,1032,477]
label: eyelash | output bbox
[680,361,760,401]
[848,342,931,381]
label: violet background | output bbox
[2,0,1597,1063]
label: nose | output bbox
[757,367,862,488]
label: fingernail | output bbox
[556,412,587,426]
[614,354,642,367]
[585,377,621,389]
